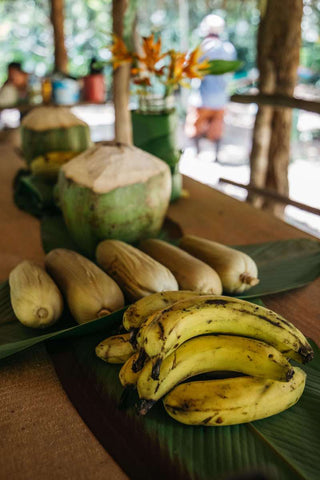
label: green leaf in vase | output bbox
[204,59,243,75]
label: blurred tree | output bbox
[1,0,319,82]
[136,0,260,74]
[0,0,112,84]
[0,0,318,96]
[50,0,68,73]
[0,0,53,82]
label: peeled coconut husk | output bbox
[21,106,92,164]
[55,142,172,257]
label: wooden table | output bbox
[0,143,319,480]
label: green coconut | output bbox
[21,106,92,164]
[55,142,172,257]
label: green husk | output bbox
[20,106,92,163]
[55,143,172,257]
[21,124,92,164]
[56,169,171,257]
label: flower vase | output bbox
[131,94,182,202]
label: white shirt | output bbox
[199,36,237,109]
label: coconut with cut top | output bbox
[21,105,92,164]
[55,142,172,257]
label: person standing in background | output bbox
[185,14,237,162]
[0,62,29,107]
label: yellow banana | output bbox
[139,295,313,366]
[131,311,160,372]
[95,332,134,364]
[163,366,306,426]
[122,290,203,331]
[119,352,142,388]
[137,335,294,414]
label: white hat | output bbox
[200,14,225,37]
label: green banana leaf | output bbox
[205,59,243,75]
[41,214,79,253]
[13,169,58,218]
[47,334,320,480]
[0,280,126,360]
[0,214,319,361]
[40,214,183,260]
[235,238,320,298]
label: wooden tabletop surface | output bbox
[0,140,319,480]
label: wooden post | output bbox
[178,0,189,111]
[247,6,275,208]
[50,0,68,74]
[248,0,303,216]
[112,0,133,145]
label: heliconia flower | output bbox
[131,67,140,75]
[166,50,186,86]
[133,76,152,87]
[110,35,133,69]
[138,34,167,75]
[182,46,211,79]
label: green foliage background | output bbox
[0,0,112,83]
[0,0,319,86]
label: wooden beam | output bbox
[231,93,320,114]
[112,0,133,145]
[50,0,68,74]
[219,177,320,216]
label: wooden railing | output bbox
[230,92,320,114]
[227,91,320,216]
[219,178,320,217]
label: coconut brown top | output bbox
[61,143,170,194]
[21,106,88,131]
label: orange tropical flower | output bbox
[138,34,167,75]
[110,35,133,69]
[166,50,186,86]
[183,46,211,79]
[133,76,152,87]
[109,34,217,96]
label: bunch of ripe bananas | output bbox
[96,291,313,427]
